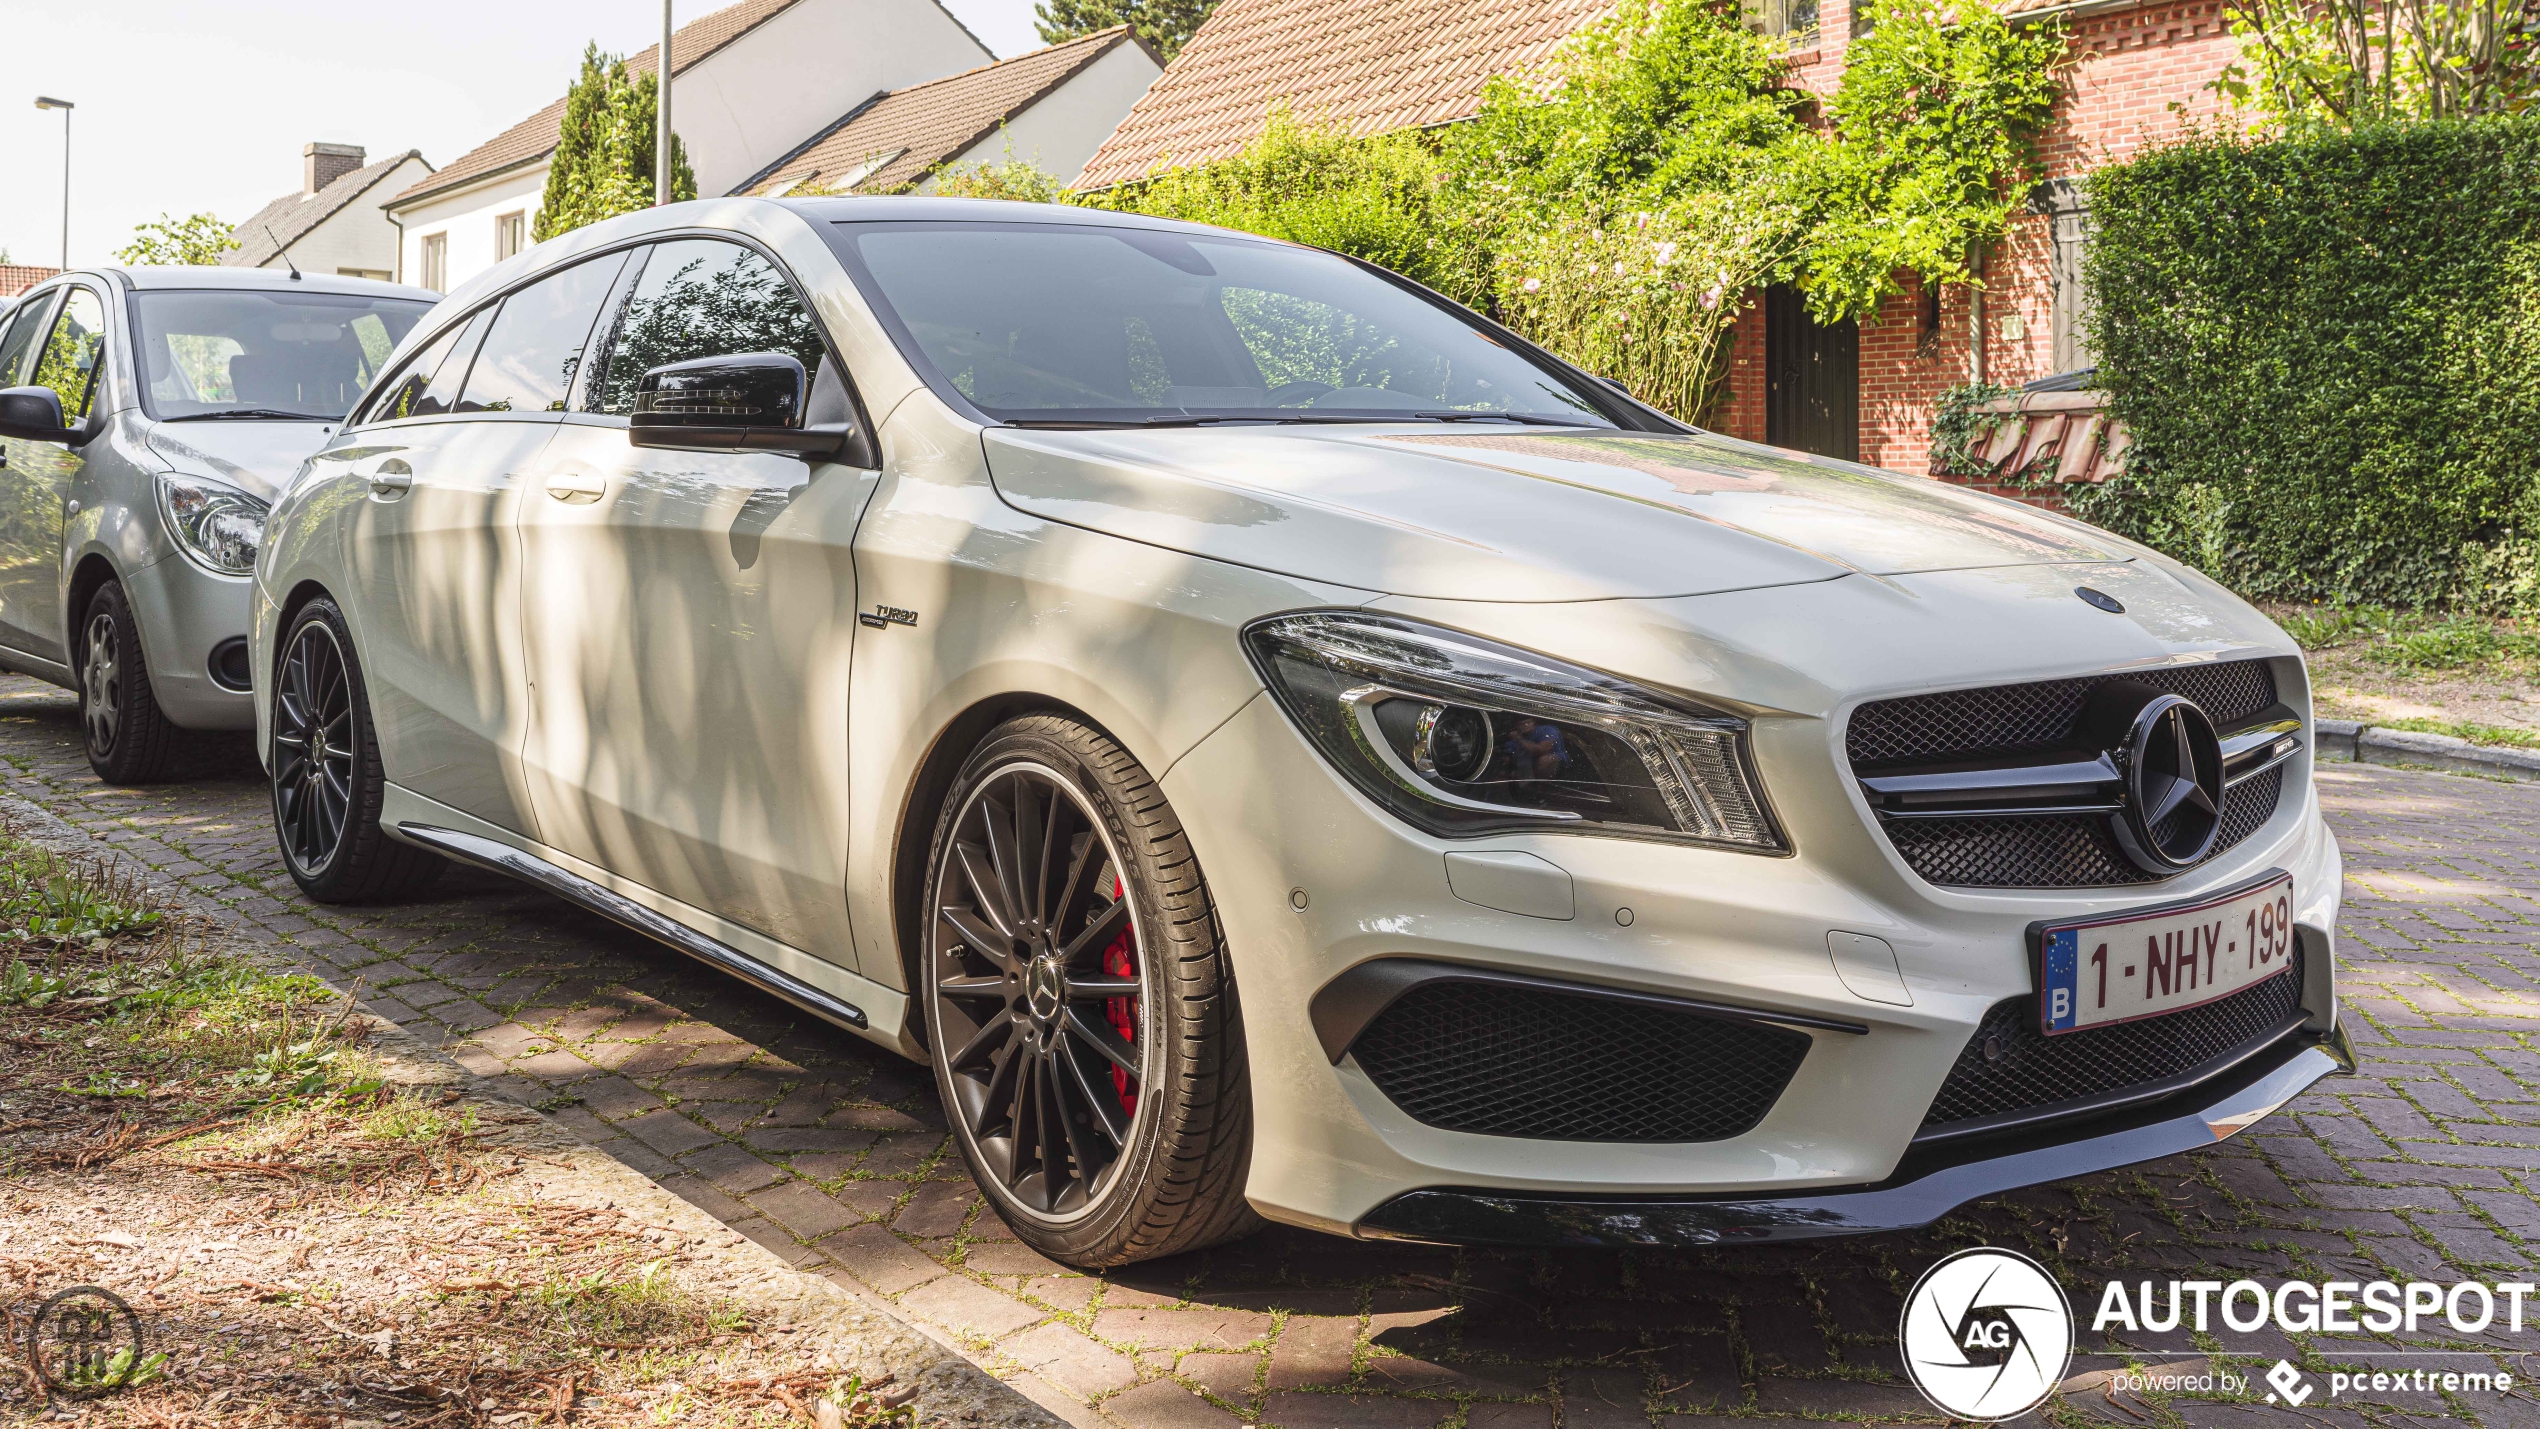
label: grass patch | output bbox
[2272,603,2540,673]
[2371,716,2540,750]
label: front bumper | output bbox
[1356,1023,2354,1246]
[119,551,255,730]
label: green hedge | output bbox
[2073,118,2540,614]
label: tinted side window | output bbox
[364,307,488,424]
[461,254,627,414]
[422,309,494,417]
[0,294,57,389]
[30,289,108,425]
[586,240,827,417]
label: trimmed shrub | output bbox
[2073,117,2540,612]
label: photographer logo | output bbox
[1900,1248,2074,1421]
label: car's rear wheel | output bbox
[79,582,187,784]
[271,598,445,903]
[922,715,1259,1267]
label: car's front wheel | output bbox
[922,715,1259,1267]
[79,582,188,784]
[270,597,445,903]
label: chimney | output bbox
[304,142,366,195]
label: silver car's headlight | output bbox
[157,473,268,575]
[1243,611,1787,853]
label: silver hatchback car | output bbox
[0,266,434,780]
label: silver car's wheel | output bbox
[923,715,1259,1267]
[77,582,184,784]
[81,613,119,754]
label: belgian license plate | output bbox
[2037,874,2296,1035]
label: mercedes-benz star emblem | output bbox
[1898,1248,2073,1421]
[2113,693,2225,871]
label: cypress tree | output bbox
[535,44,699,242]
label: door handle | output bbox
[543,472,607,503]
[354,456,413,497]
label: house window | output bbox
[337,268,392,281]
[2036,179,2093,374]
[420,232,448,292]
[496,211,527,262]
[1748,0,1820,44]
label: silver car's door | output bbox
[0,285,107,663]
[338,254,627,832]
[518,237,881,962]
[0,290,62,659]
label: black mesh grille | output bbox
[1877,769,2283,888]
[1351,981,1810,1143]
[1848,661,2277,766]
[1849,661,2286,888]
[1921,943,2306,1133]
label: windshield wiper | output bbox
[1408,411,1585,426]
[166,408,329,422]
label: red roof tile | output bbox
[1076,0,1612,189]
[0,265,61,298]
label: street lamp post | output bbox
[656,1,672,206]
[34,97,73,269]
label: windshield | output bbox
[828,221,1612,428]
[135,289,433,420]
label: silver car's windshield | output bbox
[828,221,1613,428]
[135,290,433,421]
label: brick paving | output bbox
[4,672,2537,1428]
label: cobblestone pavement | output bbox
[4,673,2537,1429]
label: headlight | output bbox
[157,473,269,575]
[1243,611,1787,852]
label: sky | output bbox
[0,0,1047,270]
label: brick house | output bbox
[1080,0,2243,478]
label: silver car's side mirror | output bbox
[0,385,82,445]
[629,353,874,466]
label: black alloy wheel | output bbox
[78,582,184,784]
[923,716,1258,1267]
[934,761,1150,1216]
[273,617,355,877]
[267,599,445,904]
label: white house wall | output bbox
[687,0,991,196]
[257,156,435,280]
[929,40,1164,188]
[394,169,547,292]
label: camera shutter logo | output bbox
[25,1285,145,1399]
[1899,1248,2074,1421]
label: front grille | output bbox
[1350,981,1809,1143]
[1848,661,2277,766]
[1849,661,2286,888]
[1920,942,2306,1135]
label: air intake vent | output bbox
[1921,941,2307,1138]
[1349,980,1810,1143]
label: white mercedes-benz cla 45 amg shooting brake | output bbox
[251,198,2349,1268]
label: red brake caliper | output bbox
[1100,873,1139,1115]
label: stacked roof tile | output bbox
[1076,0,1611,189]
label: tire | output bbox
[79,581,189,784]
[921,714,1260,1268]
[269,597,445,904]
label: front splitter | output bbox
[1355,1025,2353,1248]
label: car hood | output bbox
[144,419,338,503]
[983,425,2129,602]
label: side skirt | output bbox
[398,821,875,1036]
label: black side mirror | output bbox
[0,386,69,443]
[630,352,864,461]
